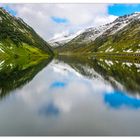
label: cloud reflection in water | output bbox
[39,102,59,117]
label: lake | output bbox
[0,56,140,136]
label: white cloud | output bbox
[6,4,117,41]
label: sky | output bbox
[1,4,140,41]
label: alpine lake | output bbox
[0,53,140,136]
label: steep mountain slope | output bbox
[56,12,140,55]
[0,7,53,59]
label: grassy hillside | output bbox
[0,7,53,59]
[91,20,140,53]
[0,39,49,61]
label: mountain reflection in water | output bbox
[0,56,140,135]
[0,57,52,98]
[57,56,140,98]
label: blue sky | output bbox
[3,5,17,16]
[108,4,140,16]
[51,16,69,24]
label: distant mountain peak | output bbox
[48,30,84,47]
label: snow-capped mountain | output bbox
[48,30,84,47]
[102,12,140,35]
[68,12,140,44]
[55,12,140,54]
[50,12,140,47]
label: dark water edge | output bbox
[0,57,52,99]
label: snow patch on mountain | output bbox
[48,30,84,47]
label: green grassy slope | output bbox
[95,20,140,53]
[0,39,49,61]
[0,7,53,59]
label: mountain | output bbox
[0,7,53,60]
[48,30,83,48]
[55,12,140,55]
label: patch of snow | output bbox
[105,46,112,52]
[0,60,4,66]
[9,63,13,68]
[134,63,140,69]
[104,60,114,66]
[0,48,4,53]
[108,48,114,52]
[124,62,133,67]
[135,49,140,53]
[111,22,128,35]
[126,49,133,52]
[0,60,5,70]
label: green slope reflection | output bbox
[0,57,52,99]
[57,56,140,108]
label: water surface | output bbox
[0,56,140,136]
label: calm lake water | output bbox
[0,56,140,136]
